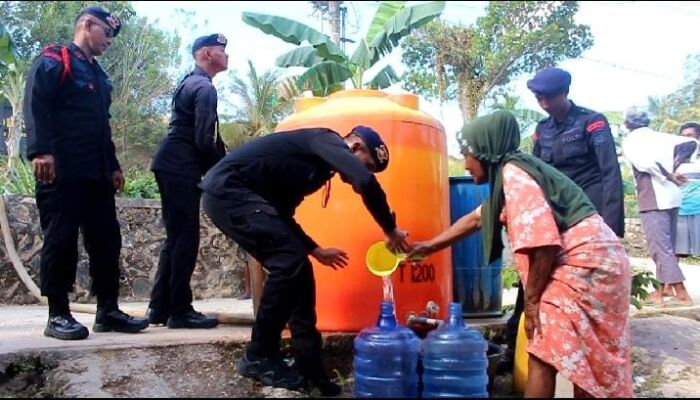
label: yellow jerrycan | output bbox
[513,315,529,394]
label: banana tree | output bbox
[0,63,26,169]
[0,22,18,66]
[0,22,22,169]
[242,1,445,96]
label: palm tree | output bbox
[221,60,295,148]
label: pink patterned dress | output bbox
[498,163,633,397]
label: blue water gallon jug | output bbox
[422,303,488,398]
[354,301,421,398]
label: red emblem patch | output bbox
[586,120,606,133]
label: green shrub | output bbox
[630,270,661,310]
[501,265,519,289]
[120,170,160,199]
[1,159,35,196]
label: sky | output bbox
[132,1,700,155]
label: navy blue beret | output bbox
[352,126,389,173]
[77,7,121,37]
[192,34,228,55]
[527,67,571,96]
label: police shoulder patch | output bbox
[586,119,607,134]
[41,44,63,62]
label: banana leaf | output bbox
[295,61,352,97]
[276,46,324,68]
[368,1,445,65]
[242,12,346,63]
[364,1,406,44]
[0,22,18,66]
[367,65,400,89]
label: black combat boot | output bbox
[238,351,306,391]
[167,309,218,329]
[45,314,89,340]
[93,298,149,333]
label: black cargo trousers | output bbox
[35,178,121,303]
[202,188,325,380]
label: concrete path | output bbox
[0,299,254,356]
[629,257,700,305]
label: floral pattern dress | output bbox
[498,163,633,397]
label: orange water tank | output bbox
[275,89,453,332]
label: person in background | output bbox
[147,34,228,329]
[622,109,696,307]
[675,122,700,259]
[410,111,633,398]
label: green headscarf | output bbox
[463,111,597,263]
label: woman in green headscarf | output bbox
[410,111,633,398]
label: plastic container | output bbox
[421,303,489,398]
[353,301,421,398]
[449,176,503,318]
[276,89,453,331]
[513,315,529,394]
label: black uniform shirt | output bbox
[24,43,120,180]
[201,128,397,250]
[151,66,226,179]
[533,102,625,237]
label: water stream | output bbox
[382,275,394,304]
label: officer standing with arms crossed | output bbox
[24,7,149,340]
[147,34,228,329]
[499,67,626,372]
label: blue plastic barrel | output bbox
[449,176,503,318]
[353,301,421,398]
[422,303,489,398]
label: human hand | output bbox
[385,228,409,253]
[112,170,125,193]
[671,172,689,186]
[523,301,542,340]
[32,154,55,184]
[311,247,349,270]
[408,241,437,258]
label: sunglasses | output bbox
[89,20,114,38]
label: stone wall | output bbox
[1,195,249,305]
[0,193,651,305]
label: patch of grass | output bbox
[681,255,700,265]
[625,194,640,218]
[637,367,664,397]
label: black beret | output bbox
[352,126,389,173]
[77,7,121,37]
[527,67,571,96]
[192,34,228,55]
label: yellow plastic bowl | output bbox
[365,241,425,277]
